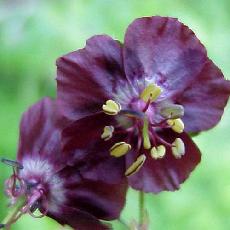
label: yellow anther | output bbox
[125,154,146,176]
[151,145,166,159]
[110,142,131,157]
[102,100,121,115]
[160,104,184,119]
[167,118,184,133]
[101,126,114,141]
[140,83,162,102]
[172,138,185,159]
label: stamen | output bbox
[150,127,174,148]
[1,158,23,170]
[142,119,151,150]
[29,201,40,213]
[140,83,161,103]
[110,142,131,157]
[5,173,26,199]
[172,138,185,159]
[125,154,146,176]
[102,100,121,115]
[167,118,184,133]
[160,104,184,119]
[28,195,48,219]
[101,126,114,141]
[150,145,166,159]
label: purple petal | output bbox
[58,166,127,221]
[47,205,110,230]
[62,113,126,184]
[62,112,113,153]
[126,130,201,193]
[123,16,207,97]
[17,98,65,171]
[177,59,230,132]
[57,35,126,120]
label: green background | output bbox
[0,0,230,229]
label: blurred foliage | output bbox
[0,0,229,229]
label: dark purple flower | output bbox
[2,98,127,230]
[57,16,230,193]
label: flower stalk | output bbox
[2,196,26,230]
[139,191,145,225]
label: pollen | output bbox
[101,126,114,141]
[110,142,131,157]
[140,83,162,103]
[151,145,166,159]
[172,138,185,159]
[102,100,121,115]
[125,154,146,176]
[167,118,184,133]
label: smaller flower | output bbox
[1,98,127,230]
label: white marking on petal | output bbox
[20,156,54,182]
[48,175,66,214]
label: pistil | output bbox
[142,118,151,150]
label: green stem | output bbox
[139,191,144,225]
[2,196,26,229]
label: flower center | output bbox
[101,83,186,176]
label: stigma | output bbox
[101,83,186,177]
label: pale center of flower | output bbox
[102,83,186,176]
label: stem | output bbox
[139,191,144,225]
[2,196,26,229]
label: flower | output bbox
[56,16,230,193]
[1,98,127,230]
